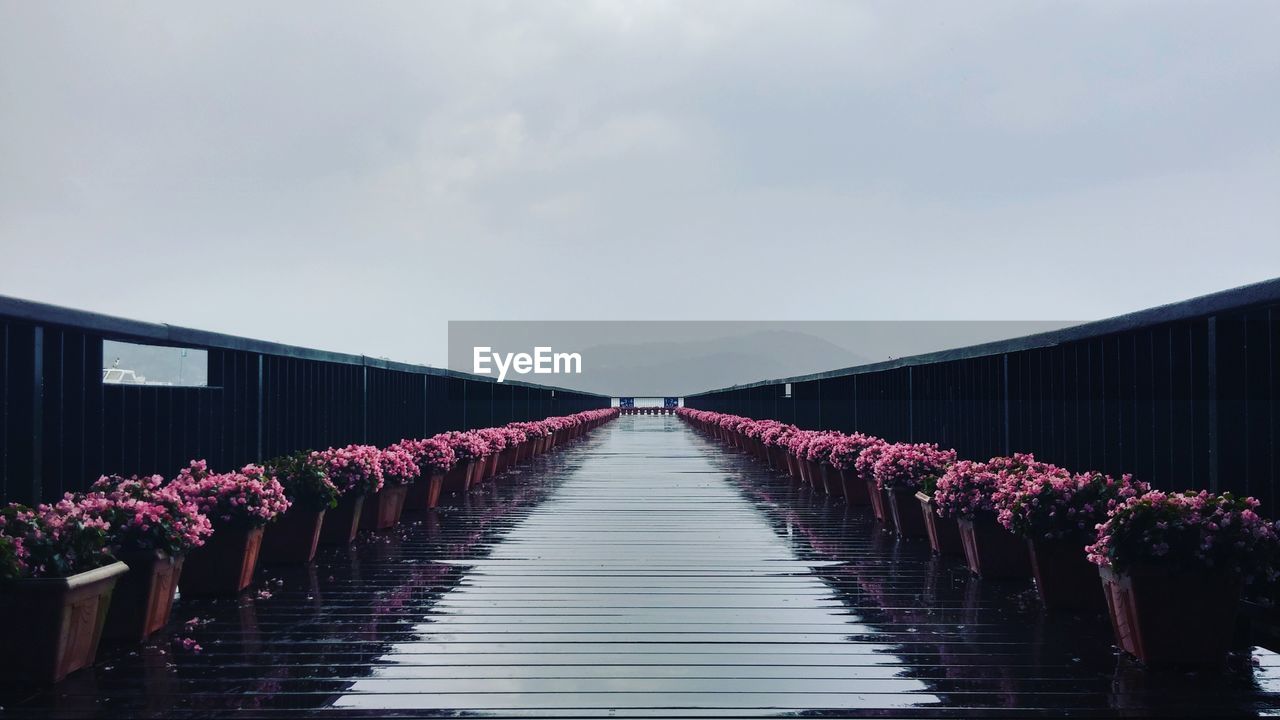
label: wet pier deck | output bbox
[3,416,1278,717]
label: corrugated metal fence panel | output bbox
[1216,307,1277,512]
[686,295,1280,515]
[0,299,609,505]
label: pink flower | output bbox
[169,461,290,529]
[872,442,957,491]
[311,445,384,495]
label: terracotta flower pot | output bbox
[181,525,264,595]
[820,465,844,498]
[798,457,813,486]
[360,483,408,531]
[805,460,824,489]
[260,508,326,564]
[318,493,365,545]
[886,488,927,538]
[786,453,801,480]
[484,452,500,481]
[0,561,128,683]
[405,473,446,511]
[104,550,184,642]
[916,492,962,555]
[1100,565,1242,666]
[442,460,472,496]
[840,469,870,505]
[1027,538,1106,612]
[957,517,1031,579]
[866,479,896,531]
[766,445,784,471]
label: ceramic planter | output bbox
[957,517,1031,579]
[181,525,264,595]
[359,483,408,531]
[260,508,326,564]
[103,550,183,642]
[405,472,446,511]
[0,561,128,683]
[819,465,844,498]
[916,492,962,555]
[886,488,927,538]
[1100,565,1242,666]
[1026,538,1107,612]
[840,469,870,505]
[318,493,365,546]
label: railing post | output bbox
[907,366,914,442]
[30,325,44,503]
[256,354,263,461]
[361,364,368,444]
[1002,354,1011,456]
[1207,315,1219,493]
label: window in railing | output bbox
[102,340,208,387]
[784,383,792,398]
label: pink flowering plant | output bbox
[442,431,490,462]
[510,421,550,439]
[804,432,844,467]
[934,453,1057,520]
[852,438,889,483]
[81,474,213,556]
[379,444,421,486]
[0,498,115,579]
[0,534,22,582]
[933,460,1003,519]
[476,428,508,453]
[828,433,880,472]
[755,421,792,447]
[997,469,1148,543]
[873,443,957,491]
[264,452,341,512]
[784,430,816,458]
[398,436,457,475]
[312,445,384,495]
[502,426,528,447]
[1085,490,1280,585]
[170,460,291,529]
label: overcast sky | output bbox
[2,1,1278,367]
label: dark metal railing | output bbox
[0,295,608,504]
[685,278,1280,514]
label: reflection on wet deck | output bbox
[4,415,1278,717]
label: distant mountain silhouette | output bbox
[568,330,867,397]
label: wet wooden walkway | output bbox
[3,415,1278,717]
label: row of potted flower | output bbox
[0,407,619,684]
[677,407,1279,667]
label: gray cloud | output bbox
[2,1,1278,367]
